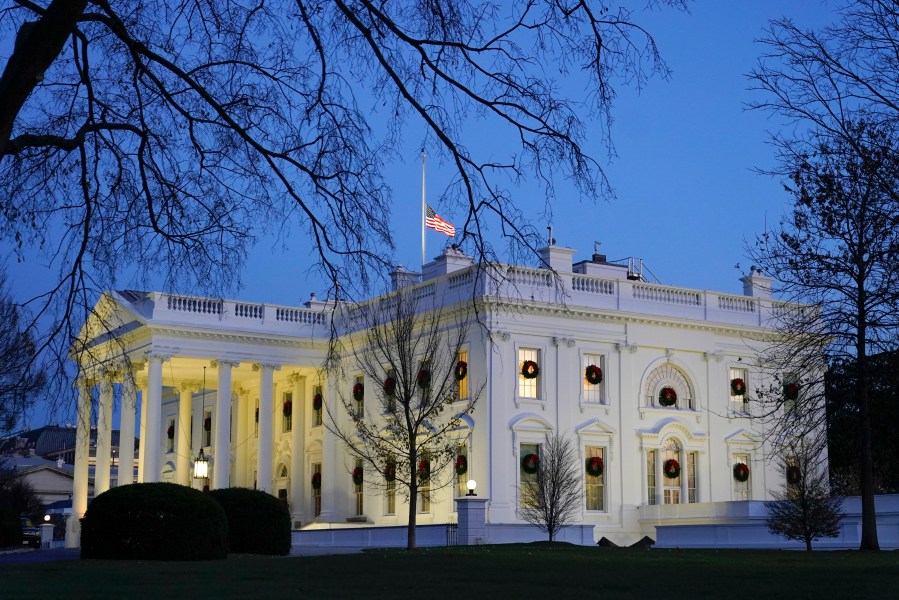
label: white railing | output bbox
[235,303,265,320]
[632,284,702,306]
[571,275,615,295]
[166,294,223,315]
[506,266,553,288]
[718,295,756,313]
[275,307,326,325]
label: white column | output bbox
[66,380,92,548]
[118,371,137,486]
[318,377,339,521]
[143,355,165,483]
[235,387,249,487]
[176,383,196,486]
[213,360,238,489]
[94,375,114,495]
[137,377,147,483]
[256,363,278,493]
[290,374,306,525]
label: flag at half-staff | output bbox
[425,204,455,237]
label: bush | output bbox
[208,487,291,555]
[81,482,227,560]
[0,508,21,547]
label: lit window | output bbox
[646,450,657,505]
[729,367,749,413]
[519,443,540,508]
[282,392,293,433]
[456,350,469,401]
[583,354,604,404]
[518,348,540,399]
[312,385,323,427]
[585,446,605,511]
[733,453,750,501]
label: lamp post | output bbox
[466,479,477,497]
[193,366,210,491]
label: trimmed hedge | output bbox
[0,508,21,547]
[208,487,291,555]
[81,482,228,560]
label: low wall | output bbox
[652,494,899,550]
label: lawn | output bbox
[2,544,897,599]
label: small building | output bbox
[68,244,811,548]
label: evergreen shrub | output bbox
[208,487,291,555]
[80,482,228,560]
[0,508,21,547]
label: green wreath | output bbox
[417,459,431,482]
[312,393,323,411]
[311,472,321,489]
[585,456,604,477]
[384,463,396,482]
[283,400,292,417]
[786,465,801,485]
[521,453,539,474]
[658,387,677,407]
[455,360,468,382]
[664,458,681,479]
[585,364,603,385]
[383,376,396,397]
[733,462,750,482]
[783,383,799,401]
[417,368,431,389]
[455,455,468,476]
[731,378,746,396]
[352,383,364,402]
[352,466,363,486]
[521,360,540,379]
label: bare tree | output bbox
[0,270,46,435]
[748,119,899,551]
[766,437,844,552]
[519,431,581,542]
[0,0,689,417]
[326,286,480,550]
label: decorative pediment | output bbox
[574,417,617,438]
[637,417,706,447]
[724,428,759,450]
[508,412,553,433]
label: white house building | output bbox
[66,243,802,548]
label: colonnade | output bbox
[65,354,316,548]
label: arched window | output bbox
[643,364,695,410]
[662,438,682,504]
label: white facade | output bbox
[67,244,798,547]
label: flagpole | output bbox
[421,148,426,268]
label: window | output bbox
[354,375,364,420]
[418,452,431,513]
[354,458,364,516]
[688,452,698,503]
[585,446,605,511]
[312,385,323,427]
[783,373,799,415]
[384,369,396,414]
[518,348,540,399]
[519,442,540,508]
[254,400,259,438]
[646,450,657,506]
[385,478,396,515]
[312,462,322,517]
[455,443,469,498]
[730,367,749,413]
[644,364,694,410]
[457,350,469,401]
[203,410,212,447]
[583,354,605,404]
[282,392,293,433]
[662,439,681,505]
[166,417,175,453]
[734,453,750,501]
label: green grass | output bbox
[2,544,898,599]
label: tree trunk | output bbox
[0,0,88,157]
[857,327,880,550]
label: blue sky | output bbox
[235,1,838,305]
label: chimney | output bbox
[391,266,421,290]
[740,266,772,299]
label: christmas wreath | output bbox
[417,368,431,389]
[311,472,321,489]
[204,416,212,432]
[384,462,396,482]
[585,364,603,385]
[664,458,681,479]
[731,378,746,396]
[383,376,397,397]
[521,453,539,474]
[455,455,468,476]
[786,465,801,485]
[455,360,468,382]
[585,456,604,477]
[733,462,750,483]
[417,459,431,481]
[167,424,175,440]
[313,392,323,411]
[521,360,540,379]
[658,387,678,407]
[783,382,800,401]
[353,382,364,402]
[283,399,292,417]
[352,466,363,486]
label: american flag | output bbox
[425,204,455,237]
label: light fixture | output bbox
[43,514,51,522]
[466,479,477,496]
[193,366,210,486]
[194,448,209,479]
